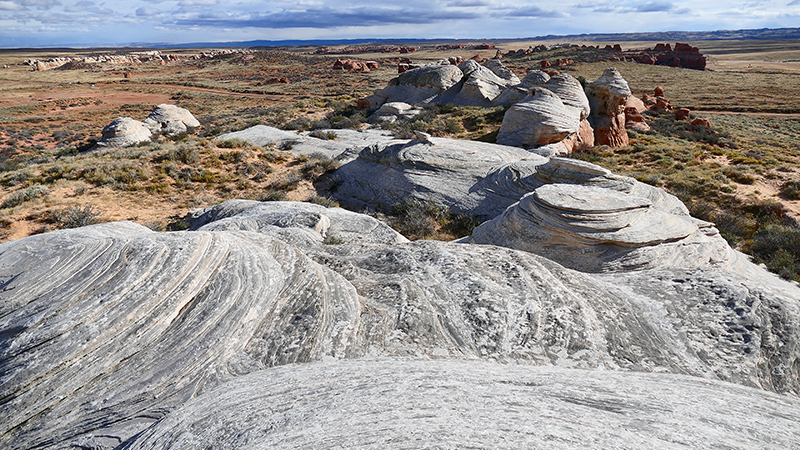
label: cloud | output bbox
[494,5,566,18]
[789,0,800,5]
[634,1,674,12]
[447,0,489,6]
[18,0,60,9]
[136,6,162,16]
[176,6,482,28]
[0,1,23,10]
[179,0,217,5]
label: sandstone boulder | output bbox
[142,104,200,135]
[95,117,152,149]
[368,101,423,124]
[483,58,521,85]
[585,67,632,147]
[496,88,581,154]
[361,64,464,109]
[675,107,692,120]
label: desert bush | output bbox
[301,153,340,181]
[217,138,251,149]
[284,117,313,131]
[280,140,300,151]
[781,180,800,200]
[746,224,800,281]
[1,185,49,209]
[261,149,289,164]
[51,204,103,229]
[306,195,339,208]
[309,130,337,140]
[722,165,756,184]
[257,189,288,201]
[166,146,201,165]
[388,198,480,240]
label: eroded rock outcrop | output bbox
[331,134,547,217]
[496,88,581,155]
[585,67,632,147]
[361,64,463,109]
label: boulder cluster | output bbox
[332,59,380,72]
[94,104,200,149]
[360,61,645,156]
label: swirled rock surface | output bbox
[2,198,800,449]
[496,88,581,154]
[121,359,800,450]
[331,134,548,217]
[468,183,734,272]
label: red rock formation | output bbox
[266,77,289,84]
[654,86,665,97]
[540,60,552,68]
[675,108,691,120]
[691,118,711,127]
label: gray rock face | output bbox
[2,197,800,449]
[363,64,463,109]
[484,58,521,85]
[436,60,516,107]
[95,117,152,148]
[468,157,735,272]
[331,135,547,217]
[545,73,591,119]
[122,359,800,450]
[496,88,581,152]
[216,125,399,162]
[368,101,423,124]
[142,104,200,135]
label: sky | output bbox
[0,0,798,48]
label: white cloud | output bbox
[179,0,217,5]
[136,6,162,16]
[0,1,23,10]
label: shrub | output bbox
[309,130,337,140]
[746,224,800,281]
[781,180,800,200]
[52,204,102,229]
[307,195,339,208]
[1,185,49,209]
[167,146,201,165]
[301,153,340,181]
[257,189,288,201]
[217,138,250,149]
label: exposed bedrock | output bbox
[121,359,800,450]
[2,199,800,448]
[330,134,548,218]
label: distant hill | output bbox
[151,27,800,49]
